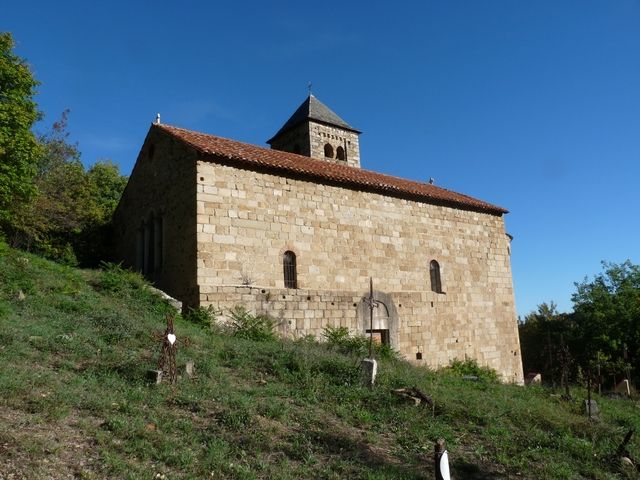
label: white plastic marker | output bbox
[167,334,176,345]
[439,451,451,480]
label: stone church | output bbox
[112,94,524,382]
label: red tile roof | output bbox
[155,124,508,215]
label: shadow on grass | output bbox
[452,459,507,479]
[287,428,428,479]
[283,426,509,479]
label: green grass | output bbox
[0,243,639,479]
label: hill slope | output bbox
[0,243,638,479]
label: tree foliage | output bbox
[0,32,42,222]
[7,110,128,265]
[572,261,639,379]
[518,302,575,385]
[520,261,639,385]
[0,33,127,265]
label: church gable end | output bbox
[112,127,200,306]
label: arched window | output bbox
[283,251,297,289]
[336,146,345,161]
[324,143,334,158]
[430,260,442,293]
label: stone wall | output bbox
[308,121,360,168]
[268,122,311,157]
[112,130,200,305]
[195,159,523,382]
[269,120,360,168]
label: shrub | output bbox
[184,305,220,328]
[95,262,146,294]
[226,306,276,342]
[322,325,398,360]
[447,358,500,383]
[322,325,350,344]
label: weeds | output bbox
[95,261,146,294]
[447,358,500,383]
[226,306,277,342]
[0,245,639,479]
[323,325,398,360]
[183,304,219,328]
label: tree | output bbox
[86,160,129,224]
[0,32,42,223]
[8,109,128,265]
[77,159,128,265]
[8,109,87,261]
[572,261,640,381]
[519,302,576,385]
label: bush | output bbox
[322,325,398,360]
[226,306,276,342]
[95,262,146,294]
[447,358,499,383]
[184,305,219,328]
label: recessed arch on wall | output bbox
[136,221,145,272]
[147,212,155,274]
[356,290,399,350]
[137,211,164,276]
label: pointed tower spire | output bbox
[267,94,361,168]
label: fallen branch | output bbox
[615,429,639,471]
[392,387,434,408]
[616,429,634,457]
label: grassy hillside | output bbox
[0,243,639,479]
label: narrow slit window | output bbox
[136,224,144,272]
[430,260,442,293]
[154,215,163,271]
[147,214,155,274]
[283,251,297,289]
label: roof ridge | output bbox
[154,123,507,215]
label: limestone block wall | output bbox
[112,131,200,305]
[195,159,523,382]
[201,285,522,382]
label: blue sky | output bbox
[4,0,639,316]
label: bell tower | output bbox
[267,94,361,168]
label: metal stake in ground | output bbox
[368,277,375,357]
[363,277,383,357]
[157,315,178,384]
[434,438,452,480]
[361,277,381,388]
